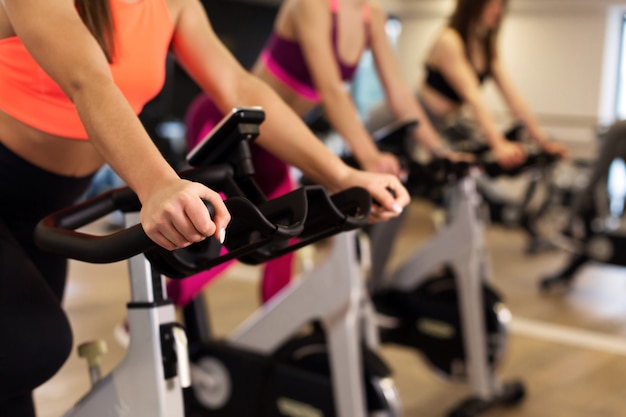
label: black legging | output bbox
[0,141,94,417]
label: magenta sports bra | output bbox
[259,0,371,102]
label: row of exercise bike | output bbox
[38,107,613,417]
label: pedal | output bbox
[77,340,108,386]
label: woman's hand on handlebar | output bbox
[339,168,410,223]
[492,140,526,169]
[139,179,231,251]
[434,147,476,164]
[539,140,569,159]
[360,151,402,178]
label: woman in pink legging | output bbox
[167,0,473,309]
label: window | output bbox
[615,14,626,119]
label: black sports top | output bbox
[424,65,490,104]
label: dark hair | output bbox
[448,0,507,70]
[75,0,116,62]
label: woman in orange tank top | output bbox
[0,0,411,414]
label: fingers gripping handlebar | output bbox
[35,179,371,276]
[34,164,245,264]
[355,120,560,195]
[35,106,373,279]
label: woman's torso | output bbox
[0,0,175,176]
[420,27,490,120]
[252,0,370,117]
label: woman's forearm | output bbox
[466,95,508,147]
[73,76,181,201]
[233,78,353,191]
[319,86,380,165]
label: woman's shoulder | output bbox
[426,27,465,68]
[436,27,464,51]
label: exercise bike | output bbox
[35,167,309,416]
[174,107,402,417]
[538,123,626,292]
[35,107,398,417]
[449,123,562,254]
[344,122,560,417]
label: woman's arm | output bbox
[426,29,524,166]
[169,0,409,220]
[2,0,228,250]
[368,5,453,157]
[292,0,400,175]
[491,58,568,157]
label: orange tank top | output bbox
[0,0,174,139]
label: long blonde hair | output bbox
[75,0,115,62]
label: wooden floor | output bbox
[33,192,626,417]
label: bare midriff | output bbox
[252,63,319,119]
[0,109,104,177]
[420,83,462,121]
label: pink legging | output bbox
[166,94,295,306]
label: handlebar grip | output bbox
[236,186,371,265]
[34,164,239,264]
[480,149,560,177]
[35,195,216,264]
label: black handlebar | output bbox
[237,186,371,265]
[35,106,373,277]
[34,164,246,264]
[479,148,560,178]
[345,119,561,199]
[34,174,308,268]
[35,191,176,264]
[35,181,371,278]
